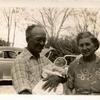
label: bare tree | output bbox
[12,8,22,47]
[72,8,99,37]
[3,8,13,46]
[30,8,73,39]
[2,8,24,46]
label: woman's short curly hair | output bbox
[76,31,99,50]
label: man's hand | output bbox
[42,75,66,92]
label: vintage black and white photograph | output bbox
[0,1,100,97]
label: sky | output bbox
[0,0,100,7]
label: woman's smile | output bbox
[79,37,96,57]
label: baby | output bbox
[53,57,69,76]
[42,57,69,78]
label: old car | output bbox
[0,46,23,93]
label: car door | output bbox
[0,50,16,80]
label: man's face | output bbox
[27,26,46,54]
[78,37,96,57]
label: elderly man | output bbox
[12,24,63,94]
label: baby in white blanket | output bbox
[42,57,68,78]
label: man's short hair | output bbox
[26,24,43,42]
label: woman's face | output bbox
[78,37,96,57]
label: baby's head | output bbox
[54,57,67,67]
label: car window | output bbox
[4,51,17,59]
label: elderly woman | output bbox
[43,31,100,95]
[66,31,100,95]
